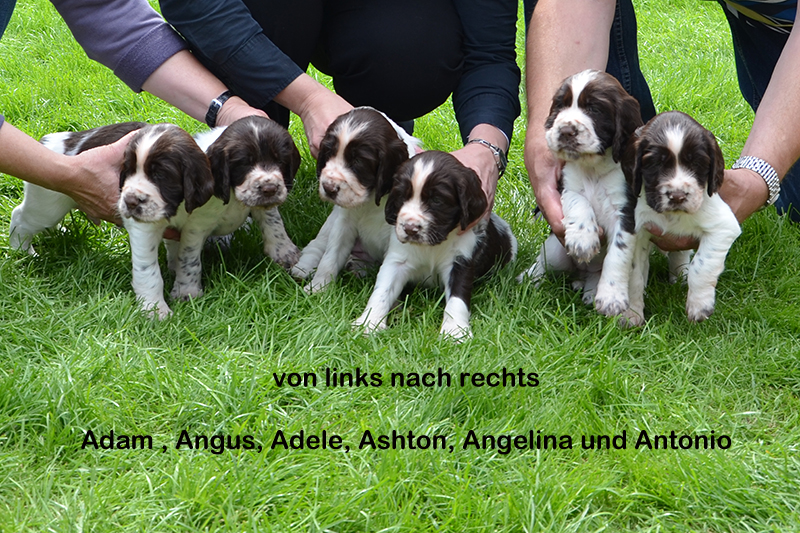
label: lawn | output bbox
[0,0,798,531]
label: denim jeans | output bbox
[525,0,799,220]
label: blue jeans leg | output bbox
[718,3,800,221]
[607,0,656,122]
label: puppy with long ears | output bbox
[519,69,643,314]
[620,111,741,325]
[166,116,302,303]
[354,151,516,341]
[9,122,218,318]
[291,106,418,292]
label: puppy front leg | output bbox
[562,190,601,264]
[251,206,300,270]
[291,209,336,279]
[124,219,171,319]
[9,184,77,255]
[440,259,475,342]
[685,227,740,322]
[170,228,209,301]
[353,255,410,333]
[306,215,357,293]
[595,223,635,316]
[620,232,651,327]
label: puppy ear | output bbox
[375,137,409,206]
[631,136,647,198]
[284,142,301,192]
[182,148,214,213]
[706,130,725,196]
[612,93,643,163]
[384,162,411,225]
[621,125,643,194]
[458,166,488,230]
[207,142,231,204]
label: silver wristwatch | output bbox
[731,155,781,209]
[467,138,508,177]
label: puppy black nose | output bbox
[259,183,278,196]
[559,124,578,138]
[323,182,339,198]
[403,222,421,237]
[124,195,141,210]
[668,190,687,204]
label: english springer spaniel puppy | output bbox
[290,107,418,292]
[10,122,218,318]
[166,116,301,304]
[354,151,516,341]
[519,69,642,314]
[620,111,741,325]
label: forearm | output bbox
[0,123,76,193]
[451,0,520,143]
[720,22,800,222]
[141,50,265,126]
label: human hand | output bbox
[68,130,141,225]
[524,130,565,242]
[216,96,269,127]
[276,74,353,158]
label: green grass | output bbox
[1,0,799,531]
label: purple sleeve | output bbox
[49,0,188,92]
[0,115,4,130]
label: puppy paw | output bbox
[618,308,645,328]
[686,301,714,323]
[580,286,596,306]
[170,283,204,301]
[352,314,386,334]
[267,242,301,270]
[564,225,601,264]
[142,301,172,320]
[517,262,545,285]
[440,323,472,343]
[595,292,628,316]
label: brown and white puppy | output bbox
[116,123,217,317]
[9,122,216,318]
[354,151,516,341]
[620,111,741,325]
[164,116,302,306]
[291,106,418,292]
[519,69,642,315]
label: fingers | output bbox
[645,223,699,251]
[216,96,269,127]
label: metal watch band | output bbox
[467,138,507,177]
[731,155,781,208]
[205,90,233,128]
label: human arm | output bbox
[524,0,616,242]
[450,0,520,213]
[51,0,266,126]
[159,0,351,156]
[0,121,132,224]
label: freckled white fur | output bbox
[523,70,635,317]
